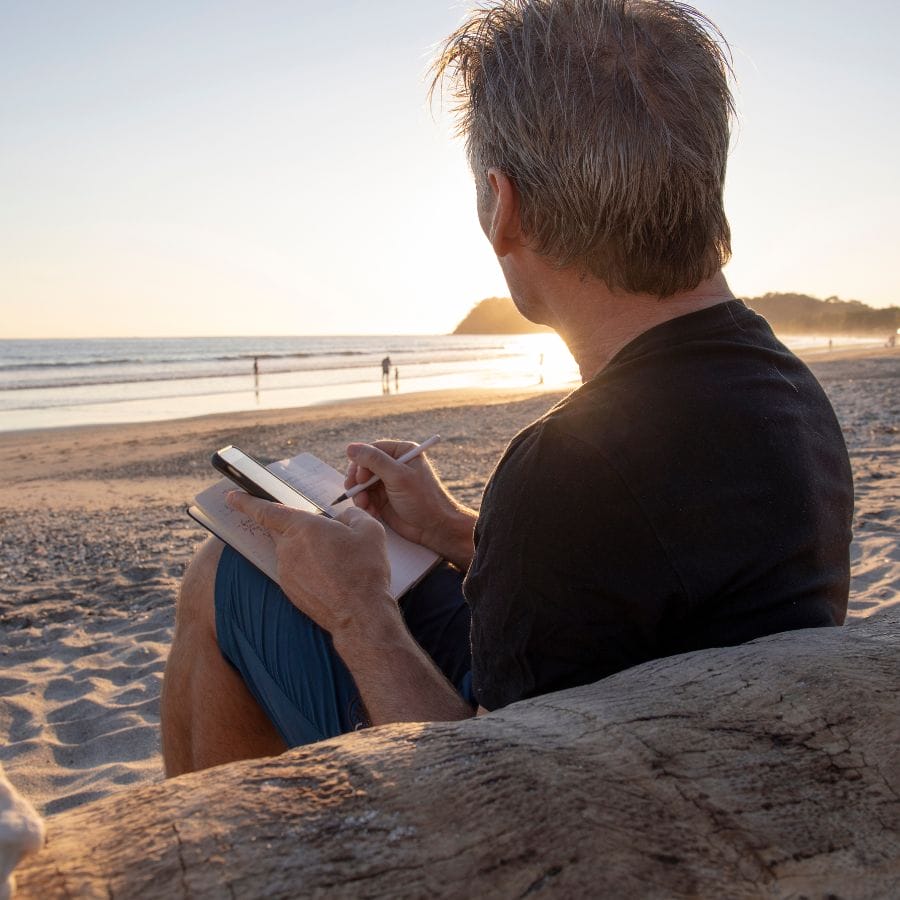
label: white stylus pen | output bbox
[330,434,442,505]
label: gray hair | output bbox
[430,0,735,297]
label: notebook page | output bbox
[268,454,345,513]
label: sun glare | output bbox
[503,332,581,388]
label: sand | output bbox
[1,352,898,818]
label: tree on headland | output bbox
[745,293,900,334]
[454,293,900,336]
[452,297,552,335]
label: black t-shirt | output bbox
[464,301,854,711]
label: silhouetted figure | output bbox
[394,367,399,390]
[381,355,392,389]
[828,340,833,351]
[252,357,260,402]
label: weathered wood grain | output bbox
[15,609,900,899]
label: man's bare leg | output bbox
[161,538,287,776]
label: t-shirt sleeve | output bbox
[464,422,685,711]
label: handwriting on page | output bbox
[235,516,271,540]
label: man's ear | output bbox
[485,168,522,257]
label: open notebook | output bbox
[188,452,440,599]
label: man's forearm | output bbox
[332,602,475,725]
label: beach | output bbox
[1,348,898,818]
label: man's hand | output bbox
[227,489,475,727]
[227,492,394,637]
[345,441,477,570]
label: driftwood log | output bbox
[16,607,900,899]
[0,767,43,900]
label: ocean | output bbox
[0,334,580,432]
[0,331,883,433]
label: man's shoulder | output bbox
[491,298,846,484]
[552,304,831,436]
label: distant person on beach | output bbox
[162,0,853,773]
[252,356,261,401]
[394,366,399,390]
[381,355,391,389]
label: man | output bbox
[161,0,853,774]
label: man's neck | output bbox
[544,271,735,382]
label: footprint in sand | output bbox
[49,722,158,770]
[43,677,97,702]
[0,678,29,697]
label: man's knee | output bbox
[177,537,225,633]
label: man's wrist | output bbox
[430,505,476,571]
[330,589,476,727]
[331,594,405,660]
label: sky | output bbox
[1,0,898,338]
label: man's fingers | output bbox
[227,491,305,533]
[371,440,418,459]
[229,490,369,540]
[337,505,367,527]
[338,505,385,536]
[347,443,411,484]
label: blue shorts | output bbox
[214,545,474,747]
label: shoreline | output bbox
[0,339,892,438]
[1,346,898,817]
[0,384,565,490]
[0,383,561,443]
